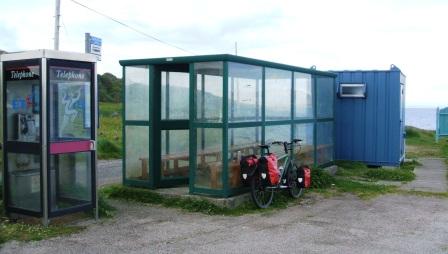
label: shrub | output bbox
[311,168,335,189]
[405,126,421,139]
[98,138,121,159]
[98,194,116,218]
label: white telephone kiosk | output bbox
[0,49,98,225]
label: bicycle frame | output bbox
[247,140,304,208]
[259,142,301,189]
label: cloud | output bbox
[0,26,18,51]
[0,0,447,107]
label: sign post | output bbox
[85,33,102,61]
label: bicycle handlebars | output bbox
[258,139,302,154]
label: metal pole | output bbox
[436,107,440,143]
[41,59,49,226]
[94,62,99,220]
[234,42,238,56]
[54,0,61,50]
[0,61,5,215]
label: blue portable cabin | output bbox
[333,66,406,167]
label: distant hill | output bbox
[98,72,122,103]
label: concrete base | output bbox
[154,187,251,209]
[154,165,338,209]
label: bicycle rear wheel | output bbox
[250,173,274,208]
[287,167,304,198]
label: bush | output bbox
[405,126,421,139]
[311,168,335,189]
[98,138,121,159]
[98,194,116,218]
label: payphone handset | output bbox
[16,113,39,142]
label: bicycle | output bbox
[241,139,308,209]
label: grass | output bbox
[335,160,418,182]
[364,167,415,182]
[98,102,122,159]
[405,126,448,158]
[103,179,432,213]
[0,194,84,245]
[101,184,305,216]
[311,168,336,188]
[0,190,115,245]
[0,220,84,245]
[333,178,397,199]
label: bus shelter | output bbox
[120,54,335,197]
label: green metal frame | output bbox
[121,54,336,197]
[120,54,336,78]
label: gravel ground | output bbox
[1,193,448,254]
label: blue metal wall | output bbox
[334,66,405,166]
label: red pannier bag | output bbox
[297,166,311,188]
[259,153,280,185]
[239,155,258,185]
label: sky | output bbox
[0,0,447,108]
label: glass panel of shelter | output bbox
[316,121,334,165]
[159,65,190,181]
[125,125,149,181]
[294,73,313,119]
[227,127,261,188]
[161,70,189,120]
[195,62,223,123]
[294,123,314,166]
[265,68,292,121]
[195,128,223,189]
[194,62,224,190]
[265,124,292,165]
[124,66,150,183]
[316,76,334,119]
[226,62,263,190]
[125,66,150,121]
[228,62,262,122]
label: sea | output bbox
[405,108,436,130]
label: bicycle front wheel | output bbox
[250,173,274,209]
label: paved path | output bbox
[401,158,448,193]
[98,160,122,187]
